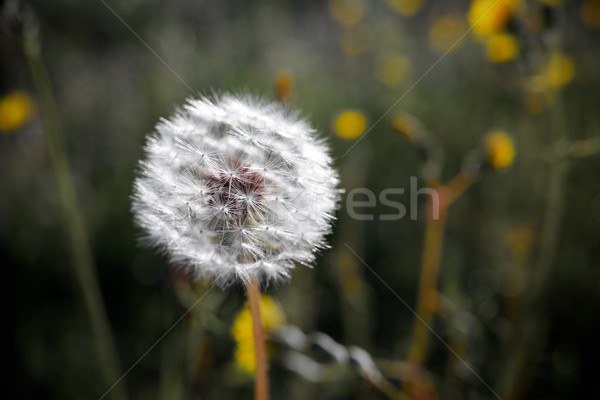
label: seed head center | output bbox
[206,161,265,220]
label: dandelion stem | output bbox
[22,22,127,400]
[246,278,269,400]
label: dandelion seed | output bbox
[132,94,340,286]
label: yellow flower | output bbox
[275,71,293,103]
[231,295,285,374]
[484,130,515,170]
[428,15,468,53]
[468,0,520,36]
[581,0,600,28]
[375,54,412,87]
[0,91,34,133]
[333,110,368,140]
[544,52,575,89]
[386,0,424,17]
[485,32,520,63]
[329,0,366,27]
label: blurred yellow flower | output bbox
[428,15,468,53]
[375,54,412,87]
[386,0,424,17]
[485,32,520,63]
[544,52,575,89]
[0,91,34,133]
[581,0,600,28]
[329,0,366,27]
[484,130,515,170]
[231,295,285,374]
[333,110,368,140]
[468,0,520,36]
[275,70,293,103]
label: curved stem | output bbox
[407,189,447,366]
[407,173,473,366]
[246,278,269,400]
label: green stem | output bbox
[23,25,128,400]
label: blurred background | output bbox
[2,0,600,399]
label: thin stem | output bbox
[407,190,447,366]
[407,173,473,366]
[22,25,127,400]
[246,278,269,400]
[444,172,475,206]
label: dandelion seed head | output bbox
[132,94,340,286]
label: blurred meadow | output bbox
[2,0,600,399]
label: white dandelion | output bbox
[132,93,340,286]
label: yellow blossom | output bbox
[484,130,516,169]
[329,0,366,27]
[231,295,285,374]
[485,32,520,63]
[581,0,600,28]
[544,52,575,89]
[386,0,424,17]
[428,15,468,53]
[333,110,368,140]
[0,91,34,133]
[375,54,412,87]
[468,0,520,36]
[275,71,293,103]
